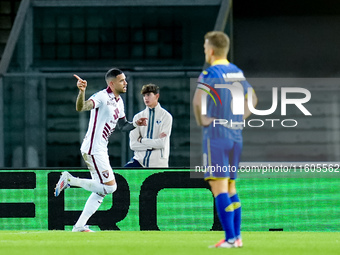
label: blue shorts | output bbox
[203,138,242,180]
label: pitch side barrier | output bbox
[0,166,338,231]
[0,168,222,231]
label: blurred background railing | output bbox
[1,0,340,167]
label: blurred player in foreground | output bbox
[124,84,173,167]
[193,31,257,248]
[54,68,147,232]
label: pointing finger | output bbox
[73,74,84,82]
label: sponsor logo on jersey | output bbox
[107,101,116,107]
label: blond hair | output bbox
[204,31,230,57]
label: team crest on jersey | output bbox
[156,120,162,125]
[102,170,110,178]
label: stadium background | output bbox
[0,0,339,232]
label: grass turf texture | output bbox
[0,231,339,255]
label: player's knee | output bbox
[228,179,237,195]
[229,188,237,196]
[104,183,117,194]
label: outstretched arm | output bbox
[116,117,147,132]
[74,74,94,112]
[116,117,135,132]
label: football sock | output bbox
[69,176,108,195]
[75,192,104,227]
[215,193,235,242]
[230,193,242,239]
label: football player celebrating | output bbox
[54,68,147,232]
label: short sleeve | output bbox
[241,79,252,96]
[89,91,104,109]
[198,70,210,84]
[118,99,126,119]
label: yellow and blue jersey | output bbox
[198,59,252,143]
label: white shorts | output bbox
[82,153,115,183]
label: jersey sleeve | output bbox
[89,91,104,109]
[241,79,253,97]
[198,70,211,84]
[118,99,126,119]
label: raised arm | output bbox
[74,74,94,112]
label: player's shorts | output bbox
[82,153,115,183]
[203,137,242,181]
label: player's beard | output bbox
[117,86,127,94]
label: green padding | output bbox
[0,169,338,231]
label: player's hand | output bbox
[136,117,148,126]
[74,74,87,92]
[159,132,167,138]
[201,116,215,127]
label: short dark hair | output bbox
[105,68,123,81]
[141,83,160,95]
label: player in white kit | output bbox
[54,68,147,232]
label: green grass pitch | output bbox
[0,231,339,255]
